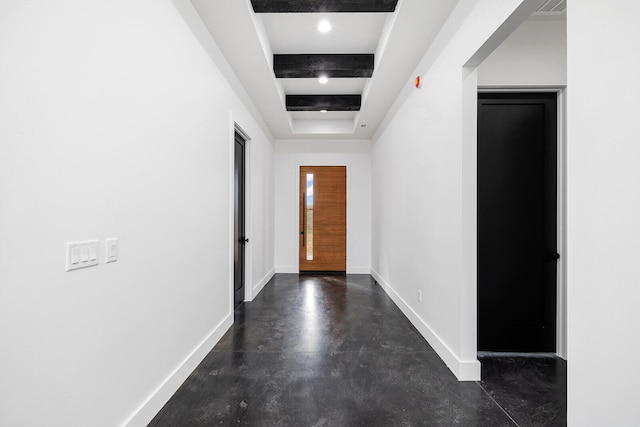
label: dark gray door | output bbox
[234,132,246,310]
[477,93,557,352]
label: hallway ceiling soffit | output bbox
[190,0,457,139]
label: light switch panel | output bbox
[66,240,99,271]
[105,238,118,263]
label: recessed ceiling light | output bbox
[318,76,329,84]
[318,20,331,33]
[320,110,328,113]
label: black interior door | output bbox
[234,132,246,311]
[477,93,557,352]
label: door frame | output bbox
[229,119,253,316]
[477,86,567,359]
[294,161,351,272]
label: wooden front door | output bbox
[299,166,346,272]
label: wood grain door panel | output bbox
[299,166,346,272]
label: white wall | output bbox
[274,140,371,274]
[246,128,276,300]
[371,0,537,380]
[478,18,567,87]
[0,1,274,426]
[567,1,640,425]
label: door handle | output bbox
[547,250,560,260]
[239,237,249,244]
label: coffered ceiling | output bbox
[190,0,458,139]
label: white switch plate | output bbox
[105,238,118,263]
[66,240,99,271]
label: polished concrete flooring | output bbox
[149,274,566,426]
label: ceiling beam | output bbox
[286,95,361,111]
[251,0,398,13]
[274,54,374,79]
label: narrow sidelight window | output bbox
[306,173,314,260]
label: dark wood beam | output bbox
[251,0,398,13]
[286,95,361,111]
[274,54,374,79]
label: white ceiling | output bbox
[291,111,357,121]
[260,13,389,54]
[280,77,367,96]
[191,0,458,139]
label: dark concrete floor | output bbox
[478,355,567,426]
[149,274,566,426]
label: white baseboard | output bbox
[275,266,298,274]
[276,267,372,274]
[347,266,371,274]
[123,313,234,426]
[275,267,372,275]
[252,268,275,298]
[370,268,480,381]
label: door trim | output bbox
[478,86,567,359]
[234,122,251,142]
[234,131,246,310]
[235,123,254,302]
[229,118,252,317]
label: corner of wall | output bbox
[251,268,275,300]
[275,266,299,274]
[122,314,233,427]
[347,267,372,274]
[370,269,480,381]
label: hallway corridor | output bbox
[149,274,565,426]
